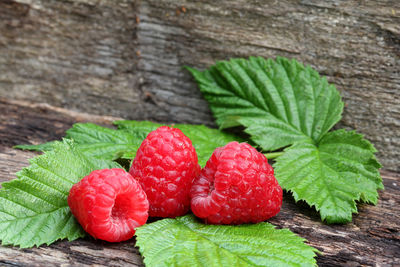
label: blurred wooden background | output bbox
[0,0,399,172]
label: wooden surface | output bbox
[1,99,399,266]
[0,0,399,171]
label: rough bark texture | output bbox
[0,0,142,118]
[0,0,399,171]
[1,0,400,266]
[136,0,400,172]
[0,99,399,266]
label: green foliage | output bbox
[115,120,239,166]
[16,121,239,167]
[188,56,382,223]
[274,130,383,223]
[187,56,343,151]
[15,123,142,161]
[65,123,142,160]
[113,120,161,139]
[14,141,57,152]
[136,215,319,267]
[4,54,383,266]
[0,140,120,247]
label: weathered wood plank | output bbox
[0,98,399,266]
[0,98,121,148]
[0,0,142,119]
[0,237,143,267]
[136,0,400,172]
[0,0,399,172]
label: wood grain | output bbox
[0,0,142,119]
[0,99,399,266]
[0,0,399,171]
[136,0,400,172]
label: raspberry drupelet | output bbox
[68,168,149,242]
[191,141,282,224]
[130,126,200,218]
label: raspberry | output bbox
[129,126,200,218]
[68,168,149,242]
[191,141,282,224]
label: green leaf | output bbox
[177,124,239,167]
[136,215,319,267]
[115,120,239,166]
[14,123,144,161]
[14,141,58,152]
[65,123,142,160]
[0,139,121,248]
[274,130,383,223]
[187,56,344,151]
[15,121,239,167]
[114,120,161,140]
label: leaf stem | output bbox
[263,152,284,159]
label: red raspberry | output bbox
[129,126,200,218]
[68,168,149,242]
[191,142,282,224]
